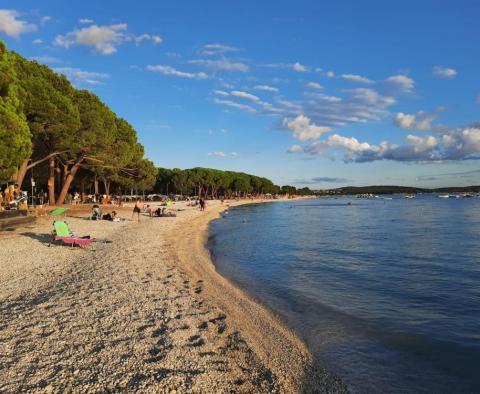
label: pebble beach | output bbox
[0,200,345,393]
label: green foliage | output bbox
[152,167,284,197]
[13,53,80,156]
[0,41,31,182]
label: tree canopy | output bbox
[0,40,156,204]
[0,41,31,183]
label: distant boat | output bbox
[438,195,450,198]
[405,194,416,199]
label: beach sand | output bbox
[0,200,346,393]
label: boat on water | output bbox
[404,194,416,199]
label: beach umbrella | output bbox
[49,207,69,216]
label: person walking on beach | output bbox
[199,198,206,212]
[132,198,142,221]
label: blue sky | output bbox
[1,0,479,188]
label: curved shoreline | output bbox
[168,201,347,393]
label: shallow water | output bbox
[208,196,480,393]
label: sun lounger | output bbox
[51,220,95,248]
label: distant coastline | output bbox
[317,185,480,195]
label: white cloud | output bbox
[0,9,37,38]
[208,151,239,157]
[341,74,374,84]
[188,58,249,72]
[213,90,229,96]
[78,18,94,24]
[292,62,308,72]
[40,16,52,25]
[301,125,480,162]
[200,43,239,56]
[305,82,323,90]
[32,38,43,44]
[133,33,162,45]
[213,98,256,113]
[231,90,260,101]
[325,71,335,78]
[301,88,395,127]
[393,108,448,132]
[384,74,415,93]
[54,67,109,86]
[146,65,207,80]
[283,114,332,141]
[287,145,303,154]
[433,66,457,79]
[254,85,279,93]
[54,23,161,55]
[54,23,127,54]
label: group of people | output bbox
[0,185,28,211]
[91,204,121,222]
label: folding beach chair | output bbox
[51,220,95,248]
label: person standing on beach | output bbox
[199,198,206,212]
[132,198,142,221]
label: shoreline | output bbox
[0,197,346,393]
[168,199,346,392]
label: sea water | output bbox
[208,196,480,393]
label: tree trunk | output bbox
[103,178,110,197]
[94,175,99,195]
[48,156,56,206]
[56,156,84,206]
[14,159,30,192]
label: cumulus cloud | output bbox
[54,23,162,55]
[384,74,415,93]
[133,33,162,45]
[393,108,448,132]
[78,18,94,24]
[283,114,332,141]
[200,43,239,56]
[292,62,309,72]
[325,71,335,78]
[146,65,207,80]
[287,145,303,154]
[0,9,37,38]
[301,125,480,163]
[433,66,457,79]
[208,151,239,157]
[305,82,323,90]
[32,38,43,44]
[188,58,249,72]
[341,74,374,84]
[254,85,279,93]
[54,67,109,86]
[40,16,52,25]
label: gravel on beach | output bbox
[0,201,346,393]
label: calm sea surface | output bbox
[208,196,480,393]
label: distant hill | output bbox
[318,185,480,195]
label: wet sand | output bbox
[0,200,346,393]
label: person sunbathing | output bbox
[103,210,121,222]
